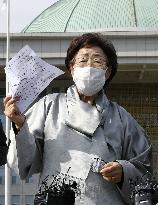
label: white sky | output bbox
[0,0,58,33]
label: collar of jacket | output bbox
[65,85,110,137]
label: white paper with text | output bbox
[5,45,64,113]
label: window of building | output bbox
[0,177,2,185]
[11,170,20,185]
[11,195,20,205]
[0,168,5,185]
[25,176,33,184]
[0,195,4,205]
[25,195,34,205]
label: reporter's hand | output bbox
[3,96,25,129]
[100,161,123,184]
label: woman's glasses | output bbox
[72,56,108,70]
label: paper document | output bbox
[5,45,64,113]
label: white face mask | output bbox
[72,66,107,96]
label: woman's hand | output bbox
[3,96,25,130]
[100,161,123,184]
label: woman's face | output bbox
[70,46,111,79]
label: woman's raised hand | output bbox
[3,96,25,130]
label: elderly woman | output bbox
[4,33,152,205]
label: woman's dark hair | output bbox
[65,33,118,86]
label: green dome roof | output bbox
[24,0,158,32]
